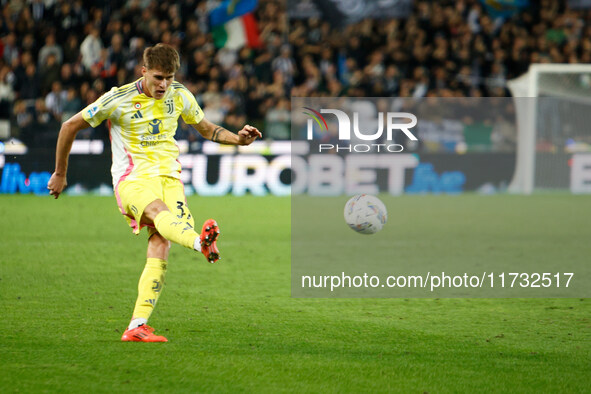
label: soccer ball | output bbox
[344,194,388,234]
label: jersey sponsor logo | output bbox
[131,110,143,119]
[148,119,162,135]
[165,99,174,114]
[86,106,98,118]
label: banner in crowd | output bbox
[209,0,262,49]
[288,0,413,26]
[479,0,530,19]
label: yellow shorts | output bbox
[115,176,195,235]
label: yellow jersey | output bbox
[82,78,204,187]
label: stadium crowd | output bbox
[288,0,589,99]
[0,0,587,148]
[2,0,288,147]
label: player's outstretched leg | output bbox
[200,219,220,263]
[145,201,219,263]
[148,204,220,263]
[153,210,199,250]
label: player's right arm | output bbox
[48,85,122,199]
[47,112,91,199]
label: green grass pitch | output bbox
[0,194,589,392]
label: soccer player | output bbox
[47,44,262,342]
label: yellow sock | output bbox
[131,258,168,320]
[153,211,199,249]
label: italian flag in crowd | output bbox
[210,0,262,50]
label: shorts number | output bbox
[176,201,191,220]
[176,201,185,218]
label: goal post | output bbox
[507,64,591,194]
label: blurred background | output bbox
[1,0,591,195]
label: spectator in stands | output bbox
[93,48,117,88]
[14,100,35,145]
[265,97,290,140]
[38,33,63,67]
[59,63,77,91]
[63,35,81,65]
[12,52,30,97]
[54,2,85,42]
[19,63,40,100]
[254,49,273,84]
[108,33,127,72]
[40,53,60,95]
[45,81,67,121]
[202,81,224,125]
[61,86,83,123]
[20,34,37,56]
[3,33,19,65]
[31,98,59,147]
[272,45,296,89]
[29,0,48,24]
[80,27,103,71]
[14,7,35,38]
[0,65,15,118]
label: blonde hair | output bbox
[143,43,180,73]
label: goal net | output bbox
[507,64,591,194]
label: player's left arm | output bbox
[192,117,262,146]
